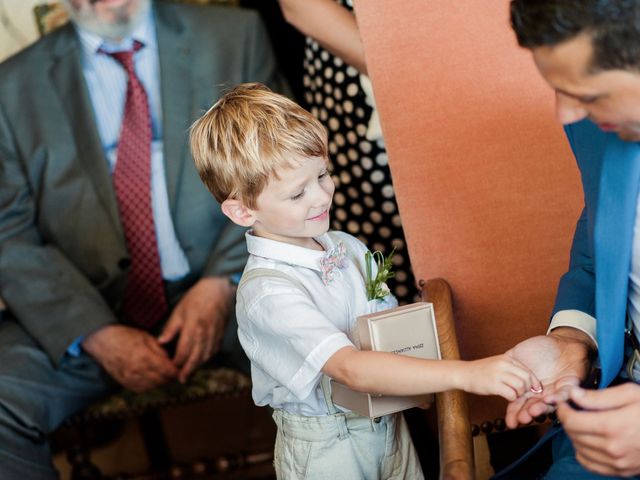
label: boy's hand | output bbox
[456,354,541,401]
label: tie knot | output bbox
[100,40,144,73]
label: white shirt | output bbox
[75,9,190,280]
[626,193,640,345]
[236,231,396,416]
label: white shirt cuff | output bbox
[547,309,598,347]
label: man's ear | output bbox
[221,199,256,227]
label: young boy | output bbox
[190,83,540,479]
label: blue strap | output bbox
[492,423,563,479]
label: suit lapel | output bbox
[594,136,640,385]
[48,25,123,236]
[155,3,193,215]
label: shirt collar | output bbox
[246,231,339,272]
[75,5,156,57]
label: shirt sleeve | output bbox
[548,309,597,347]
[237,278,354,401]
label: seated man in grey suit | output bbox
[0,0,285,477]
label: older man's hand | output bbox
[158,276,235,383]
[82,324,178,392]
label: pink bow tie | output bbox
[320,241,349,285]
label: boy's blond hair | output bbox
[190,83,328,209]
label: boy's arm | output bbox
[324,346,541,401]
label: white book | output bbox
[331,302,442,418]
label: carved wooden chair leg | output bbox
[67,425,103,480]
[138,411,172,471]
[473,435,494,479]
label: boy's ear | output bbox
[221,199,256,227]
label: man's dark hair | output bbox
[510,0,640,72]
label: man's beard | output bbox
[61,0,151,42]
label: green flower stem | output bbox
[364,248,396,301]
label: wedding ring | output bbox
[530,385,543,394]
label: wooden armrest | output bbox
[422,278,474,480]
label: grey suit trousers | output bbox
[0,317,114,479]
[0,311,246,480]
[0,270,247,480]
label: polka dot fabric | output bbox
[104,42,168,329]
[302,2,417,304]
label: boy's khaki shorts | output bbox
[272,408,424,479]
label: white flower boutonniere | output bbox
[364,248,396,301]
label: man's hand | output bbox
[82,324,178,392]
[557,383,640,477]
[504,328,595,428]
[158,276,235,383]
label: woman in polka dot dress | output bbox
[279,0,417,304]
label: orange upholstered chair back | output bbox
[354,0,583,427]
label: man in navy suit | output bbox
[503,1,640,478]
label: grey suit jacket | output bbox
[0,1,284,365]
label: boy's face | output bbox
[251,155,334,249]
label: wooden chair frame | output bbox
[422,278,474,480]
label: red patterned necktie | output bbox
[103,41,167,329]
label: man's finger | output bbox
[542,377,580,405]
[505,395,530,428]
[202,330,215,363]
[569,431,617,454]
[172,331,194,368]
[145,347,179,379]
[157,313,182,344]
[521,393,556,420]
[570,383,640,411]
[124,358,176,392]
[575,450,627,478]
[179,344,203,383]
[507,392,556,428]
[144,334,172,358]
[557,401,614,435]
